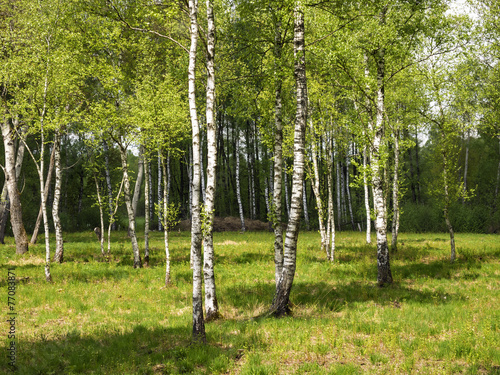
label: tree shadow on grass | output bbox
[10,324,260,375]
[222,274,467,316]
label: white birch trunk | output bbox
[103,140,116,231]
[327,138,335,261]
[203,0,220,321]
[1,118,29,254]
[302,180,309,230]
[345,154,355,230]
[94,175,105,257]
[371,29,392,285]
[158,150,163,231]
[442,142,456,262]
[309,118,327,255]
[30,144,55,245]
[363,146,371,244]
[162,156,171,285]
[335,155,342,230]
[200,124,206,203]
[188,0,206,342]
[272,17,284,286]
[52,130,64,263]
[463,129,470,200]
[108,177,125,255]
[148,160,154,226]
[284,161,290,220]
[144,155,150,266]
[39,60,52,282]
[391,129,400,251]
[132,145,144,217]
[236,135,245,232]
[118,140,142,268]
[272,3,307,316]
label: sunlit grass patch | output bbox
[0,230,498,374]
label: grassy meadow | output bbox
[1,229,499,374]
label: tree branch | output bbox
[108,1,189,54]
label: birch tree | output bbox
[0,119,29,254]
[202,0,220,321]
[271,1,307,316]
[188,0,206,342]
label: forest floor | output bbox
[0,230,499,374]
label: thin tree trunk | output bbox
[335,152,342,230]
[107,177,124,256]
[38,56,52,282]
[442,148,456,262]
[188,0,206,342]
[271,3,307,316]
[309,118,327,255]
[284,161,290,220]
[363,146,371,244]
[391,129,400,251]
[203,0,220,321]
[200,123,206,203]
[103,140,116,231]
[132,145,144,217]
[415,131,421,203]
[118,140,142,268]
[345,153,355,231]
[144,155,150,266]
[52,130,64,263]
[158,149,163,230]
[463,129,470,201]
[187,146,193,220]
[371,14,392,286]
[235,134,245,232]
[162,155,171,285]
[327,137,335,261]
[30,144,56,245]
[94,174,105,257]
[1,118,29,254]
[0,188,9,244]
[273,16,284,287]
[302,180,309,230]
[148,160,154,227]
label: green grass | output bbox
[1,230,499,374]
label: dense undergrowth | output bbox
[1,230,499,374]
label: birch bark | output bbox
[327,137,335,261]
[30,144,55,245]
[94,174,105,257]
[272,17,284,284]
[203,0,220,321]
[363,146,371,244]
[309,118,327,255]
[158,150,163,230]
[132,145,144,217]
[1,118,29,254]
[0,124,26,245]
[144,155,150,266]
[271,3,307,316]
[236,135,245,232]
[118,140,142,268]
[162,155,171,285]
[371,28,393,286]
[391,129,400,251]
[188,0,206,342]
[103,140,116,231]
[52,130,64,263]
